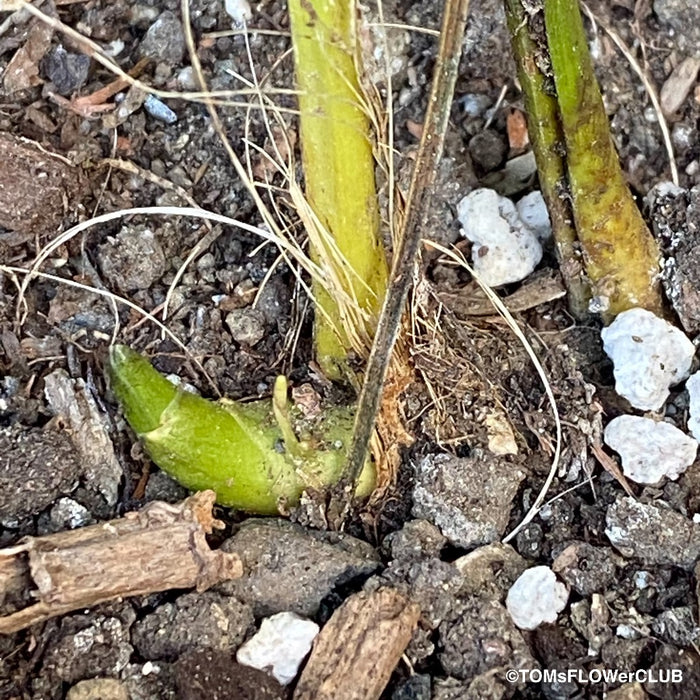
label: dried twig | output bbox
[343,0,471,492]
[0,492,242,635]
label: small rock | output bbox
[412,452,527,549]
[42,45,90,96]
[687,371,700,440]
[0,425,80,520]
[603,415,698,484]
[236,611,318,686]
[225,0,253,27]
[226,308,266,346]
[218,519,380,617]
[453,543,528,599]
[144,470,189,504]
[49,497,91,530]
[384,519,447,562]
[139,11,185,66]
[66,678,129,700]
[468,130,507,172]
[606,496,700,570]
[40,612,134,685]
[131,592,254,661]
[515,191,551,242]
[391,674,432,700]
[439,595,537,681]
[551,541,617,596]
[660,57,700,115]
[505,566,569,630]
[601,307,695,411]
[457,188,543,286]
[173,651,284,700]
[651,606,700,647]
[604,682,648,700]
[646,643,700,697]
[97,226,166,293]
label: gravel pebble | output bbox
[604,415,698,484]
[236,612,319,686]
[601,307,695,411]
[457,188,543,287]
[226,308,266,346]
[219,519,380,617]
[505,566,569,630]
[139,11,185,66]
[412,452,526,548]
[606,496,700,570]
[131,592,254,660]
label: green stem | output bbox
[543,0,663,318]
[504,0,590,318]
[288,0,388,380]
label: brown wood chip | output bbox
[293,587,420,700]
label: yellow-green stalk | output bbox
[288,0,388,380]
[506,0,664,319]
[504,0,589,318]
[109,345,374,514]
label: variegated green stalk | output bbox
[506,0,664,319]
[288,0,388,380]
[109,345,374,514]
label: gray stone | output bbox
[384,519,447,562]
[97,226,166,293]
[42,45,90,96]
[651,607,700,647]
[0,425,80,520]
[454,543,528,599]
[144,470,189,504]
[412,452,526,548]
[139,11,185,66]
[219,519,380,617]
[131,592,254,661]
[606,496,700,570]
[391,674,431,700]
[226,308,266,346]
[552,541,618,596]
[40,611,135,685]
[438,595,537,684]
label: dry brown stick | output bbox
[342,0,471,491]
[293,587,421,700]
[0,491,242,634]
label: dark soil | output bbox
[1,0,700,698]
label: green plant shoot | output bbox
[109,345,374,514]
